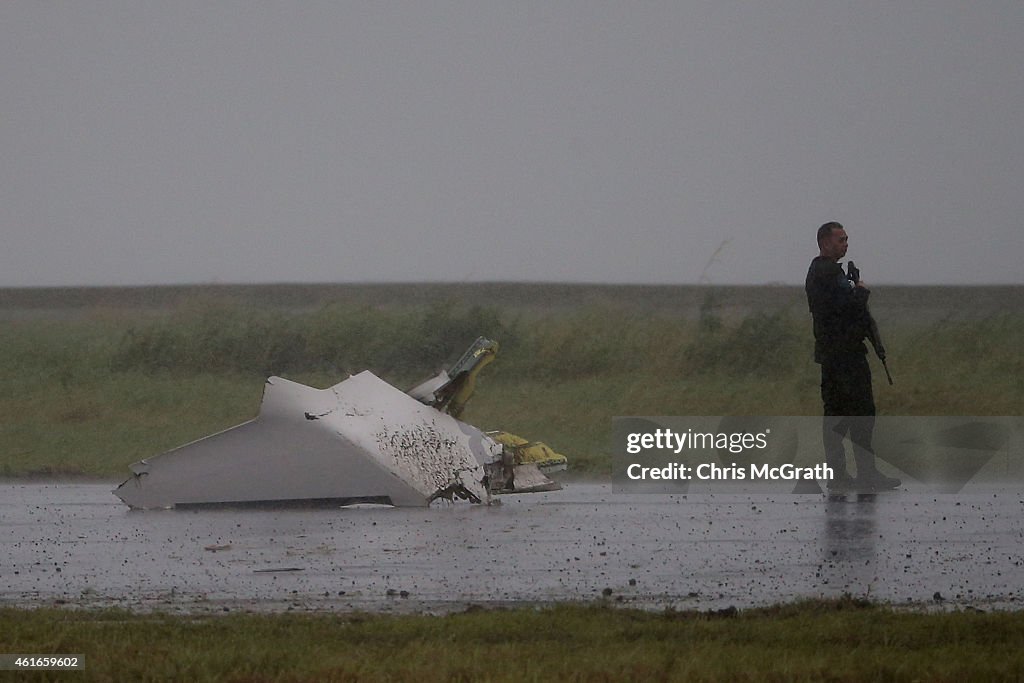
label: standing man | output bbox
[805,222,900,492]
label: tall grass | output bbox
[110,299,516,379]
[1,287,1020,477]
[106,297,811,383]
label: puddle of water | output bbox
[2,482,1022,613]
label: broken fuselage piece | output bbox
[114,339,562,509]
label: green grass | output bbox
[0,284,1020,478]
[1,599,1023,681]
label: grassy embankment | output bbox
[2,598,1024,682]
[1,284,1020,478]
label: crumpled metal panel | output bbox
[114,371,494,509]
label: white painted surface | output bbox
[114,372,494,509]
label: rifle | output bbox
[846,261,894,385]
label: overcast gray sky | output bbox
[2,1,1021,286]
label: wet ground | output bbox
[2,481,1023,614]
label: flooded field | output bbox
[3,482,1022,614]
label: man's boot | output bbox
[852,444,900,491]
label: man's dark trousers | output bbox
[820,353,876,477]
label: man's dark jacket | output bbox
[805,256,870,363]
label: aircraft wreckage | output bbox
[114,338,566,509]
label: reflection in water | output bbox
[821,494,878,595]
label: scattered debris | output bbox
[486,431,568,475]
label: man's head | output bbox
[817,221,848,261]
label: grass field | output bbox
[0,283,1020,478]
[2,598,1024,682]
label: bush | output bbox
[686,310,804,375]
